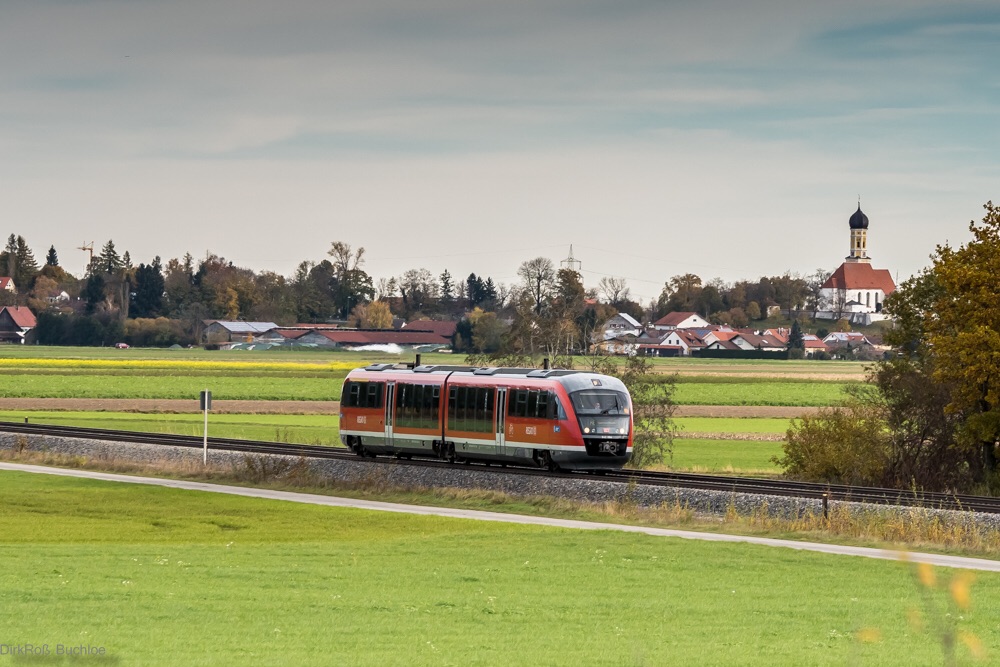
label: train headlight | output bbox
[619,428,626,434]
[584,427,591,434]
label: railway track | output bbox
[3,420,999,514]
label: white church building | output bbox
[816,205,896,325]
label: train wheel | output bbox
[445,443,456,463]
[539,451,560,472]
[349,437,365,457]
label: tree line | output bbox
[2,233,834,349]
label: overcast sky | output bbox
[3,0,998,303]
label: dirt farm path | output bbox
[0,398,821,419]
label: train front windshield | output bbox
[570,389,631,438]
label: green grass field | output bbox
[671,377,852,406]
[0,372,849,405]
[674,417,792,434]
[671,438,783,473]
[1,470,995,666]
[1,411,341,445]
[0,373,343,400]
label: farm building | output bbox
[0,306,36,344]
[402,319,458,339]
[295,329,452,351]
[203,320,279,344]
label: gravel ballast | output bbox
[3,431,998,532]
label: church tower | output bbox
[846,204,870,263]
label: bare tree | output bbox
[518,257,555,314]
[806,268,832,316]
[598,276,630,305]
[375,277,398,301]
[328,241,365,276]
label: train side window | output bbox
[520,389,529,418]
[478,387,494,432]
[526,390,538,418]
[344,381,361,408]
[450,386,467,429]
[448,387,458,430]
[411,384,421,427]
[425,386,440,425]
[549,393,566,419]
[535,391,549,419]
[365,382,384,409]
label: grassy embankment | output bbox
[0,470,994,666]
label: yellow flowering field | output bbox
[0,358,357,373]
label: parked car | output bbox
[114,342,130,349]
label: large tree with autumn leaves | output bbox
[918,201,1000,473]
[781,202,1000,492]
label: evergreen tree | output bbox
[14,236,39,290]
[46,246,58,267]
[466,273,487,307]
[3,235,16,279]
[440,269,454,306]
[83,274,106,314]
[483,277,498,304]
[97,240,123,275]
[132,257,166,318]
[788,320,804,349]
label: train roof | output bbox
[349,363,629,392]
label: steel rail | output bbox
[3,421,999,514]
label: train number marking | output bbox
[525,426,536,435]
[357,415,367,424]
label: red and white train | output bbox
[339,363,633,471]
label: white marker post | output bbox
[200,390,212,464]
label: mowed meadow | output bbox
[0,347,868,473]
[2,471,996,666]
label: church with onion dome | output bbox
[815,204,896,325]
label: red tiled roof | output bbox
[0,277,13,291]
[271,329,312,339]
[708,340,741,350]
[821,262,896,294]
[654,311,700,327]
[734,333,786,349]
[673,330,707,347]
[403,319,458,337]
[2,306,36,328]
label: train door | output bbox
[495,387,507,456]
[384,381,396,448]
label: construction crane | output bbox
[78,242,95,272]
[78,242,94,265]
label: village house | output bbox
[600,313,642,340]
[0,306,36,344]
[651,311,710,331]
[0,277,15,294]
